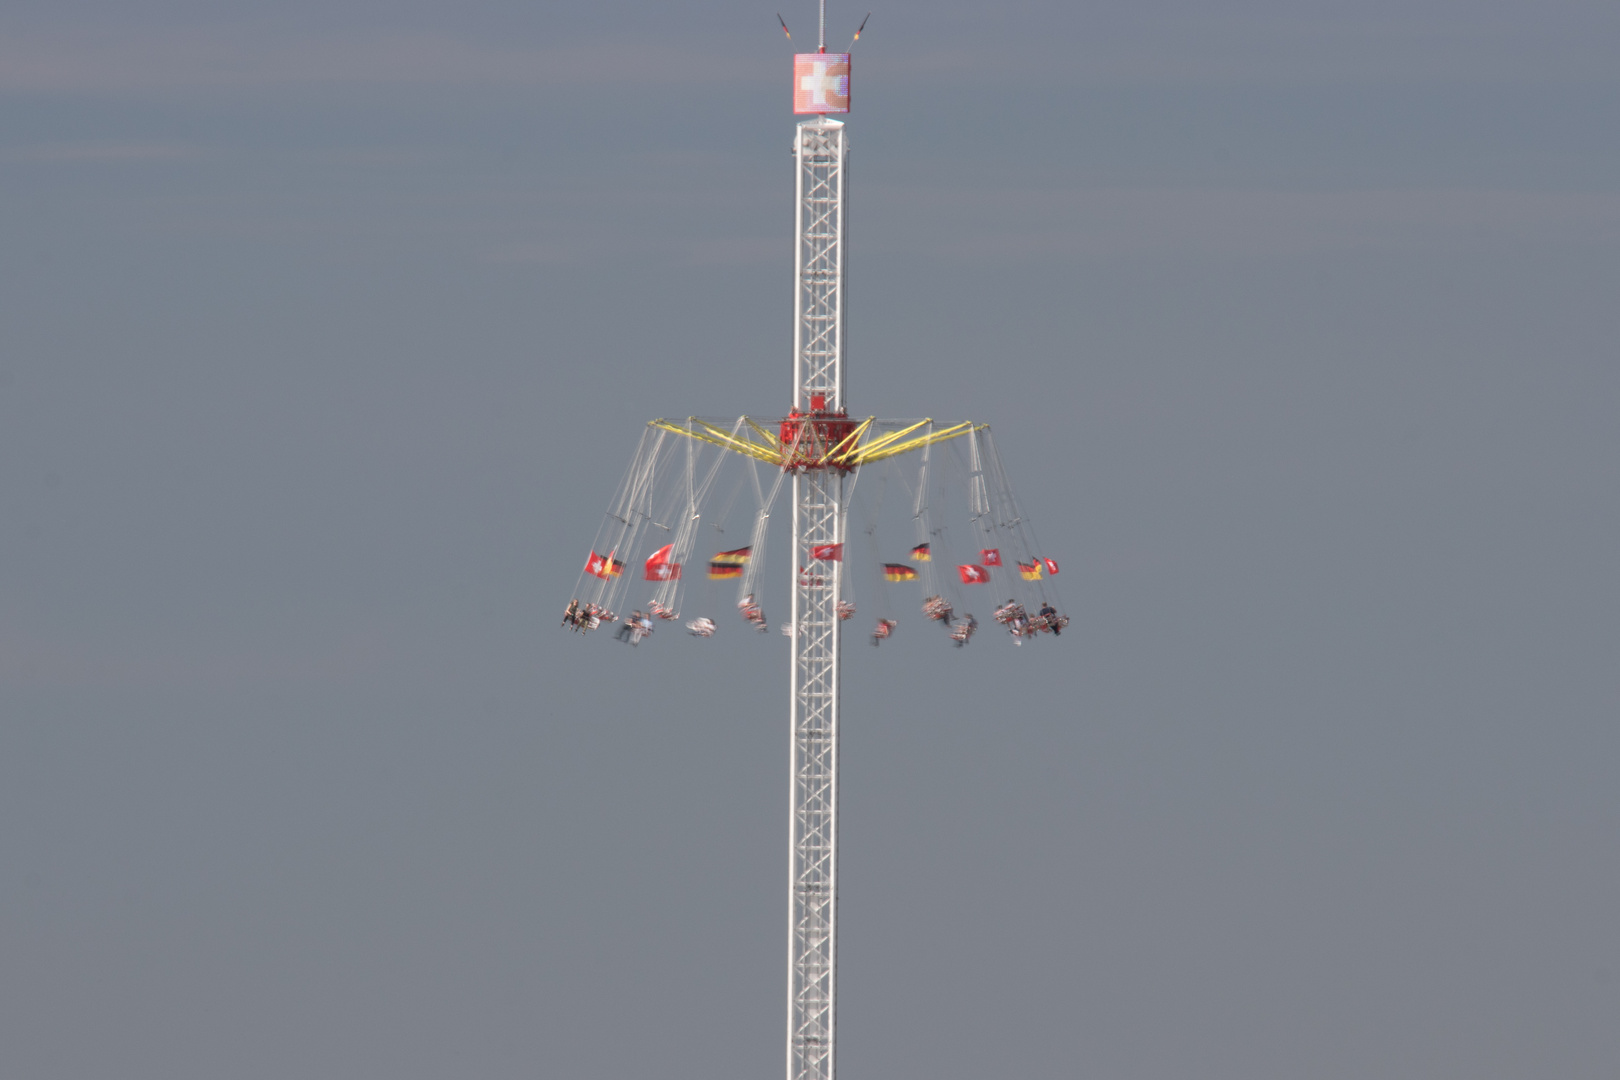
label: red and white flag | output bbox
[979,548,1002,567]
[585,550,623,579]
[1042,557,1059,576]
[810,543,844,562]
[958,564,990,584]
[644,544,682,581]
[793,53,851,115]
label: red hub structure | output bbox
[779,393,858,471]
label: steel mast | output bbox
[786,11,849,1080]
[568,21,1064,1079]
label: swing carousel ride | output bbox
[561,10,1066,1080]
[562,416,1067,649]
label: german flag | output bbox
[710,546,751,565]
[883,563,918,582]
[584,550,626,579]
[909,543,931,562]
[708,562,745,579]
[1018,561,1043,581]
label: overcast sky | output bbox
[2,3,1618,1078]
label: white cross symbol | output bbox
[799,64,843,105]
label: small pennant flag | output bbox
[810,543,844,562]
[958,564,990,584]
[710,546,751,565]
[1042,557,1060,576]
[585,550,625,579]
[909,543,931,562]
[1018,561,1043,581]
[883,563,918,582]
[980,548,1002,567]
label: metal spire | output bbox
[788,14,847,1077]
[786,101,847,1080]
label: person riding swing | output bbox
[1039,602,1060,635]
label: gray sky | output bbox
[2,2,1618,1078]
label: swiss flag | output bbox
[793,53,851,115]
[584,550,612,579]
[979,548,1002,567]
[958,564,990,584]
[644,544,682,581]
[810,543,844,562]
[1042,558,1060,576]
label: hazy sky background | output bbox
[2,2,1617,1078]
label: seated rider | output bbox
[949,613,976,646]
[1039,602,1060,635]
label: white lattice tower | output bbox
[793,117,846,412]
[787,114,847,1080]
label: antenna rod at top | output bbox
[819,0,826,52]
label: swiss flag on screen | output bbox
[979,549,1002,566]
[1042,558,1060,576]
[810,543,844,562]
[958,564,990,584]
[793,53,851,114]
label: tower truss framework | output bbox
[788,114,848,1080]
[794,117,847,413]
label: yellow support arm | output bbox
[848,421,983,465]
[825,416,875,462]
[650,416,987,468]
[649,418,785,466]
[840,418,930,463]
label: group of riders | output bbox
[566,592,1067,648]
[919,593,971,646]
[561,599,613,633]
[993,599,1069,643]
[561,598,682,645]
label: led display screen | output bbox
[794,53,850,114]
